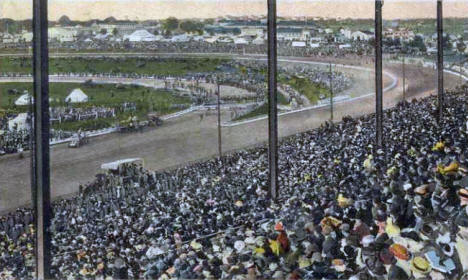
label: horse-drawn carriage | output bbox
[68,130,88,148]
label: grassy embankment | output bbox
[234,75,331,121]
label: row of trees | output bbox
[162,17,213,35]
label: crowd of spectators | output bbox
[50,106,117,124]
[1,90,467,279]
[0,127,73,155]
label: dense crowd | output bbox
[0,128,73,154]
[280,65,353,94]
[1,89,467,279]
[0,128,29,154]
[42,40,374,58]
[50,106,117,123]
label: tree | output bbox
[100,28,107,35]
[204,19,214,25]
[180,20,205,34]
[180,20,196,33]
[58,15,72,26]
[163,17,179,32]
[409,35,426,52]
[112,28,118,36]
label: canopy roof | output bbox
[101,158,143,171]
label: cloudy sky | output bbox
[1,0,467,21]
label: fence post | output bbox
[217,83,222,158]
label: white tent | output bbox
[8,113,29,130]
[252,37,265,45]
[171,34,190,42]
[65,88,88,103]
[124,29,158,42]
[14,93,33,106]
[292,41,306,48]
[234,38,248,45]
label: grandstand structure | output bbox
[2,0,468,279]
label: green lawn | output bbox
[0,57,224,76]
[0,82,191,130]
[279,75,331,105]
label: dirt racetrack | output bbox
[0,55,463,213]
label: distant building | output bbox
[277,28,302,41]
[48,27,77,42]
[240,27,264,38]
[384,28,415,42]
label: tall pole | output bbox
[329,62,334,121]
[267,0,278,200]
[437,0,444,121]
[29,96,36,247]
[375,0,383,148]
[217,83,222,158]
[402,56,406,101]
[33,0,51,277]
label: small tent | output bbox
[124,30,158,42]
[14,93,33,106]
[65,88,88,103]
[8,113,29,130]
[252,37,265,45]
[292,41,306,48]
[234,38,249,45]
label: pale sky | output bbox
[1,0,467,20]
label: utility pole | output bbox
[33,0,51,277]
[437,0,444,121]
[217,83,222,158]
[267,0,278,200]
[375,0,384,148]
[402,56,406,101]
[329,62,334,121]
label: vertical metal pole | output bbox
[375,0,383,148]
[329,62,333,121]
[29,96,36,248]
[437,0,444,121]
[267,0,278,200]
[217,83,222,157]
[402,56,406,101]
[33,0,51,277]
